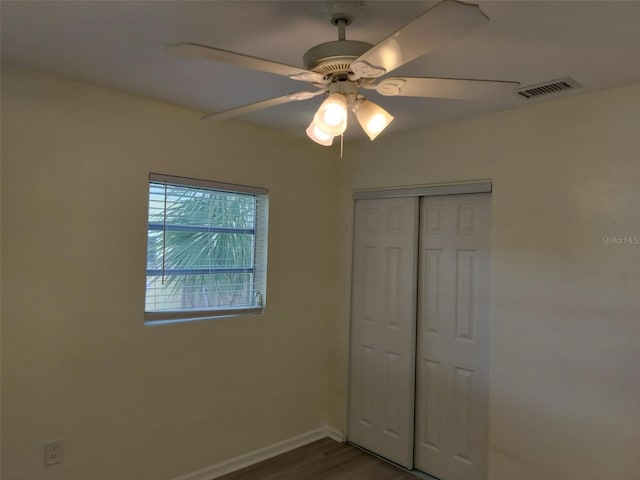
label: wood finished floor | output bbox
[216,437,419,480]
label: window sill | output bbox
[144,306,264,326]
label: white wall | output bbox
[1,64,338,480]
[331,83,640,480]
[3,63,639,480]
[0,62,4,480]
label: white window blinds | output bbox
[145,173,268,324]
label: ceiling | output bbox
[2,1,639,140]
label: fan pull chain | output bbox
[340,134,344,159]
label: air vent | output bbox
[517,77,582,99]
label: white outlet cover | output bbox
[45,439,63,466]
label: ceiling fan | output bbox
[166,0,519,145]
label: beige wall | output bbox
[1,64,338,480]
[1,62,3,480]
[2,63,639,480]
[331,83,640,479]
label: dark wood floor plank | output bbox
[216,438,418,480]
[217,439,332,480]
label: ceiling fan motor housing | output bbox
[303,40,373,77]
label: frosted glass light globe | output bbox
[323,104,347,127]
[314,93,348,136]
[367,114,387,134]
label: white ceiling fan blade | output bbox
[202,90,326,122]
[365,77,520,100]
[167,43,327,84]
[350,1,488,80]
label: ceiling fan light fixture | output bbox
[354,99,394,141]
[176,0,516,146]
[306,120,334,146]
[314,93,348,136]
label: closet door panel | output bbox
[415,194,491,480]
[348,197,418,468]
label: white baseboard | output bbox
[325,426,346,443]
[173,426,346,480]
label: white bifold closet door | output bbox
[414,194,490,480]
[348,197,418,468]
[349,192,490,480]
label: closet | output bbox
[348,185,491,480]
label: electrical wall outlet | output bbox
[45,439,63,466]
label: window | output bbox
[145,173,268,324]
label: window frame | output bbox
[144,173,268,325]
